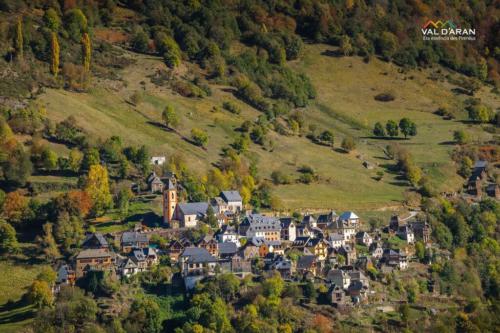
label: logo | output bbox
[421,20,476,41]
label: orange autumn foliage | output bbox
[312,314,335,333]
[2,191,29,223]
[53,190,92,218]
[67,190,92,217]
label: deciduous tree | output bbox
[28,280,54,308]
[373,122,385,137]
[162,105,179,129]
[386,120,399,137]
[0,219,18,253]
[399,118,417,139]
[85,165,112,216]
[2,191,29,224]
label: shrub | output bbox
[222,101,241,115]
[191,128,208,147]
[341,136,356,152]
[453,130,470,145]
[271,170,291,185]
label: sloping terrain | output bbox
[38,45,497,213]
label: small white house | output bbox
[150,156,166,165]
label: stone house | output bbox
[355,232,373,247]
[279,217,297,241]
[75,248,114,278]
[121,231,149,253]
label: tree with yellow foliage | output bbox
[81,32,91,73]
[50,32,60,77]
[85,164,112,216]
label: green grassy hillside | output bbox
[38,45,497,214]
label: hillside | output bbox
[36,43,497,214]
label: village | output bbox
[54,168,436,309]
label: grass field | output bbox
[0,260,47,333]
[37,44,497,216]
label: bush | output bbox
[191,128,208,147]
[222,101,241,115]
[453,130,470,145]
[341,136,356,152]
[271,170,291,185]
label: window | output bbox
[171,192,175,200]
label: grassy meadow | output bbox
[37,44,498,215]
[0,260,47,333]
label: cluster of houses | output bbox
[56,171,435,308]
[466,160,499,199]
[161,209,430,306]
[55,228,160,292]
[145,172,243,228]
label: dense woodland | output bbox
[0,0,499,332]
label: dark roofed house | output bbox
[55,264,76,292]
[280,217,297,241]
[220,191,243,213]
[271,256,294,279]
[467,160,488,196]
[218,242,238,259]
[121,231,149,253]
[82,233,108,249]
[75,248,114,278]
[231,253,251,275]
[486,184,500,199]
[180,247,218,277]
[198,236,219,257]
[316,210,337,229]
[355,232,373,247]
[297,255,319,277]
[175,202,209,228]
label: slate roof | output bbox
[316,211,337,224]
[76,248,112,259]
[297,255,317,269]
[474,160,487,169]
[245,214,281,231]
[56,264,73,283]
[218,242,238,255]
[220,191,242,202]
[121,258,138,269]
[279,217,295,228]
[82,233,108,248]
[165,178,176,190]
[121,231,148,244]
[178,202,209,216]
[180,247,217,263]
[326,269,347,281]
[302,215,316,224]
[355,231,371,239]
[132,249,146,262]
[339,211,359,221]
[328,233,344,242]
